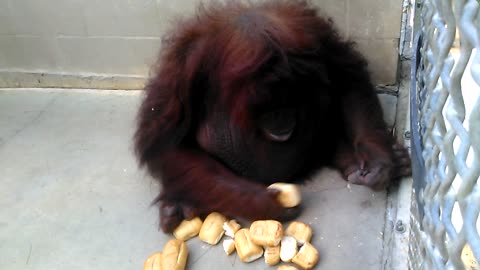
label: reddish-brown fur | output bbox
[135,0,411,232]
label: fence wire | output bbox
[409,0,480,269]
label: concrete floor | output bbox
[0,88,389,270]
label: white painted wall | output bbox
[0,0,403,88]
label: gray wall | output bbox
[0,0,403,89]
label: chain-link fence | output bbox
[409,0,480,269]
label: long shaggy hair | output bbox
[133,0,410,232]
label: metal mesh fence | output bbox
[409,0,480,269]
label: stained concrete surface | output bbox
[0,89,388,270]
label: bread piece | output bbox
[234,228,264,263]
[292,242,319,270]
[264,246,281,266]
[161,239,188,270]
[250,220,283,247]
[277,266,299,270]
[285,221,312,245]
[143,252,162,270]
[223,238,236,255]
[173,217,203,241]
[199,212,227,245]
[461,244,479,269]
[280,236,298,262]
[268,183,301,207]
[223,220,242,238]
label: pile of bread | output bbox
[143,183,319,270]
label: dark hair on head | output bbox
[135,0,364,162]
